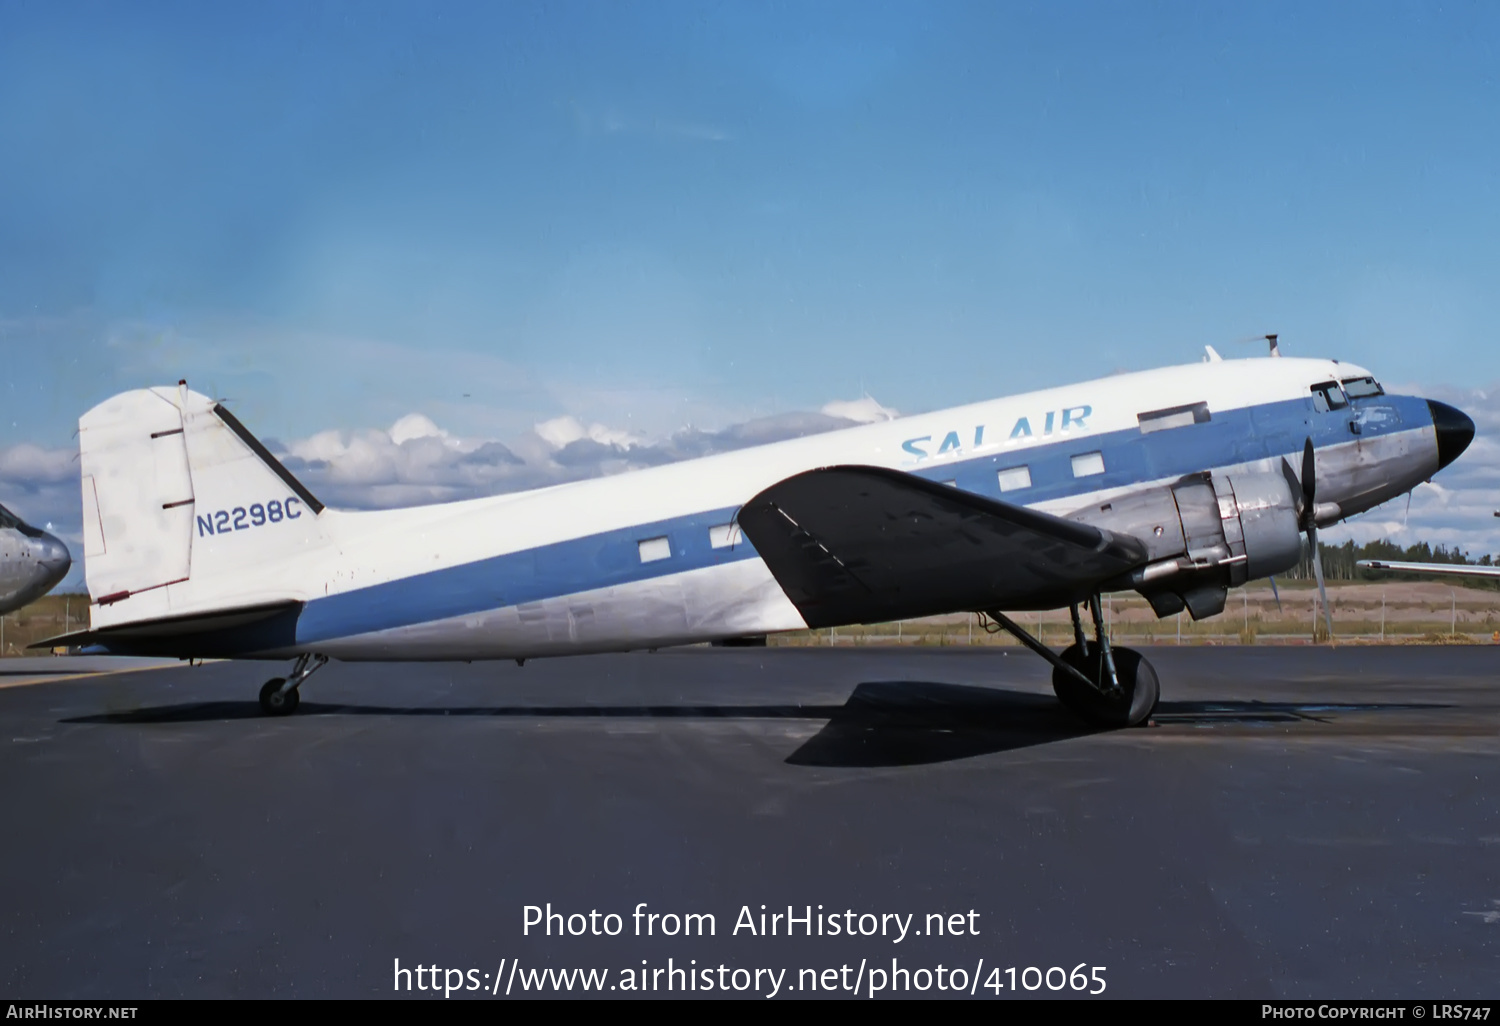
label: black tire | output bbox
[258,678,299,716]
[711,635,768,647]
[1051,644,1159,727]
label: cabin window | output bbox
[708,523,742,549]
[997,466,1031,492]
[0,505,20,530]
[1310,381,1348,412]
[1071,452,1105,478]
[638,536,672,563]
[1138,401,1210,434]
[1341,376,1384,399]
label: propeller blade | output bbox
[1280,456,1306,519]
[1301,437,1317,513]
[1309,525,1334,642]
[1269,576,1283,614]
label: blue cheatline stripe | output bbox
[293,393,1429,644]
[294,506,758,644]
[907,394,1422,504]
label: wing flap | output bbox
[737,466,1148,627]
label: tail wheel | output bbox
[1051,644,1159,727]
[258,678,299,716]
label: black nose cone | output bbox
[1428,400,1475,470]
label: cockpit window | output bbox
[1310,381,1349,413]
[1341,376,1385,399]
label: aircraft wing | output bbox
[1356,559,1500,580]
[736,465,1149,628]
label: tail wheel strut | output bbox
[258,653,329,716]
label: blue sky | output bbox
[2,1,1499,582]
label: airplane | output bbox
[1357,514,1500,580]
[0,503,71,617]
[38,351,1474,727]
[1357,560,1500,579]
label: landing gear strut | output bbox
[258,653,329,716]
[983,598,1159,727]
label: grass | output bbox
[0,594,87,656]
[767,580,1500,648]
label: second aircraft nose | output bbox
[35,533,71,582]
[1427,400,1476,471]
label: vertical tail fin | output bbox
[80,385,329,620]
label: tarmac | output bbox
[1,646,1497,999]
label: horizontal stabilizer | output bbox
[736,465,1149,627]
[31,600,302,658]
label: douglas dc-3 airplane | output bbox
[0,504,71,615]
[42,347,1474,727]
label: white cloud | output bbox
[388,413,448,445]
[269,401,885,510]
[0,443,76,484]
[278,414,527,508]
[286,429,348,464]
[820,396,898,423]
[533,415,643,451]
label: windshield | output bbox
[1310,381,1348,412]
[1341,376,1385,399]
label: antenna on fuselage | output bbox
[1265,333,1281,357]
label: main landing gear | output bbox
[983,596,1159,728]
[258,653,329,716]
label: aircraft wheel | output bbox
[711,635,768,647]
[1051,644,1159,727]
[258,678,299,716]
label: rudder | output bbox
[80,384,330,615]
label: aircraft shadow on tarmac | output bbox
[61,682,1449,769]
[783,689,1446,767]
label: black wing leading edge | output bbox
[736,465,1149,629]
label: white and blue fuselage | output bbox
[79,356,1460,661]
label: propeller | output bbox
[1297,438,1334,642]
[1224,332,1283,358]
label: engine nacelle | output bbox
[1067,470,1303,619]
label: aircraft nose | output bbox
[36,533,71,583]
[1428,400,1475,471]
